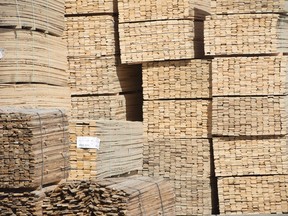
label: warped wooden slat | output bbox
[118,0,210,23]
[143,100,211,139]
[212,96,286,136]
[218,175,288,214]
[69,55,142,95]
[212,56,288,96]
[65,0,117,14]
[69,120,143,180]
[142,59,211,100]
[205,14,288,56]
[0,108,69,189]
[0,0,64,36]
[119,20,204,64]
[214,137,288,177]
[211,0,288,15]
[43,176,175,215]
[142,138,212,216]
[0,29,67,86]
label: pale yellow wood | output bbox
[65,0,117,14]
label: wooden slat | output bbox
[205,14,288,56]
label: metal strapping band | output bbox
[36,112,44,189]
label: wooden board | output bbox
[205,14,288,56]
[71,93,142,121]
[143,100,211,139]
[212,96,286,136]
[69,55,142,95]
[211,0,288,15]
[0,29,67,86]
[43,176,175,215]
[69,120,143,180]
[212,56,288,96]
[65,0,117,14]
[214,137,288,177]
[0,0,64,36]
[142,59,211,100]
[119,20,204,64]
[118,0,210,23]
[218,175,288,214]
[142,138,212,215]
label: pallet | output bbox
[205,14,288,56]
[119,20,204,64]
[142,59,212,100]
[0,0,64,36]
[212,56,288,96]
[0,28,67,86]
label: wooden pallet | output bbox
[211,0,288,15]
[0,0,64,36]
[212,56,288,96]
[218,175,288,214]
[214,137,288,177]
[69,55,142,95]
[142,59,212,100]
[212,96,286,136]
[119,20,204,64]
[0,108,69,189]
[143,100,211,139]
[205,14,288,56]
[142,138,212,215]
[0,29,67,86]
[118,0,210,23]
[69,120,143,180]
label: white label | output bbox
[77,136,100,149]
[0,49,4,60]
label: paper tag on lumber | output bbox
[0,48,4,59]
[77,136,100,149]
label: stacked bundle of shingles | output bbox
[205,1,288,214]
[118,1,215,215]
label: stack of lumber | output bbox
[42,176,175,215]
[142,59,212,100]
[69,120,143,180]
[205,14,288,56]
[0,0,64,36]
[0,108,69,189]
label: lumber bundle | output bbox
[143,100,211,139]
[142,59,212,100]
[142,138,212,215]
[71,93,142,121]
[218,175,288,214]
[214,137,288,177]
[118,0,210,23]
[212,56,288,96]
[69,56,142,95]
[65,15,118,58]
[119,20,204,64]
[212,96,286,136]
[0,108,69,189]
[0,28,67,86]
[43,176,175,215]
[205,14,288,56]
[0,84,71,113]
[0,0,64,36]
[211,0,288,15]
[65,0,117,15]
[69,120,143,180]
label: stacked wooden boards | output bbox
[42,176,175,215]
[205,2,288,215]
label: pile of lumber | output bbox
[69,120,143,180]
[43,176,175,215]
[212,56,288,96]
[218,175,288,214]
[65,0,117,14]
[205,14,288,55]
[0,0,64,36]
[142,59,211,100]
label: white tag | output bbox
[0,49,4,60]
[77,136,100,149]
